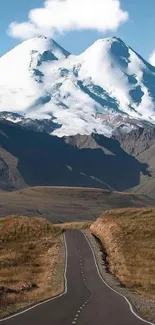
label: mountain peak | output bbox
[83,36,128,54]
[0,36,155,136]
[108,36,125,42]
[1,35,70,62]
[90,36,126,46]
[80,36,129,62]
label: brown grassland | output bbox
[56,221,92,230]
[0,216,91,318]
[0,216,64,318]
[91,207,155,301]
[1,207,155,318]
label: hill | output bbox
[0,186,154,223]
[91,208,155,301]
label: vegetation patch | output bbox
[91,207,155,301]
[55,221,92,231]
[0,216,64,318]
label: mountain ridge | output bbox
[0,119,149,192]
[0,36,155,137]
[0,119,155,199]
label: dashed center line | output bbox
[71,237,93,324]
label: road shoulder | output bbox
[83,230,155,324]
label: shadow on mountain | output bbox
[0,121,150,191]
[142,70,155,100]
[26,95,51,112]
[77,80,124,115]
[129,86,144,104]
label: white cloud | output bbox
[149,50,155,67]
[8,0,128,40]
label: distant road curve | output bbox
[0,230,154,325]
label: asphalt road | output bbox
[0,230,154,325]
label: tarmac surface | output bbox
[0,230,153,325]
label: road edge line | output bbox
[0,232,68,322]
[82,231,155,325]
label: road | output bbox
[0,230,154,325]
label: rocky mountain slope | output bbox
[0,36,155,137]
[110,127,155,198]
[0,119,155,198]
[0,120,150,192]
[65,128,155,198]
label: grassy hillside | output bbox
[91,208,155,300]
[0,216,64,318]
[0,186,154,223]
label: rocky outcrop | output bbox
[113,126,155,157]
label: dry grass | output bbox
[0,216,64,318]
[55,221,92,231]
[0,216,91,318]
[91,207,155,301]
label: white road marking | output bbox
[0,233,68,322]
[72,235,93,325]
[83,232,155,325]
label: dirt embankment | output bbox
[90,208,155,301]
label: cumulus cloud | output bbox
[8,0,128,40]
[149,50,155,67]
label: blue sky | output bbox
[0,0,155,62]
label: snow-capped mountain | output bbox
[0,35,155,136]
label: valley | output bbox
[0,186,154,223]
[1,214,155,324]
